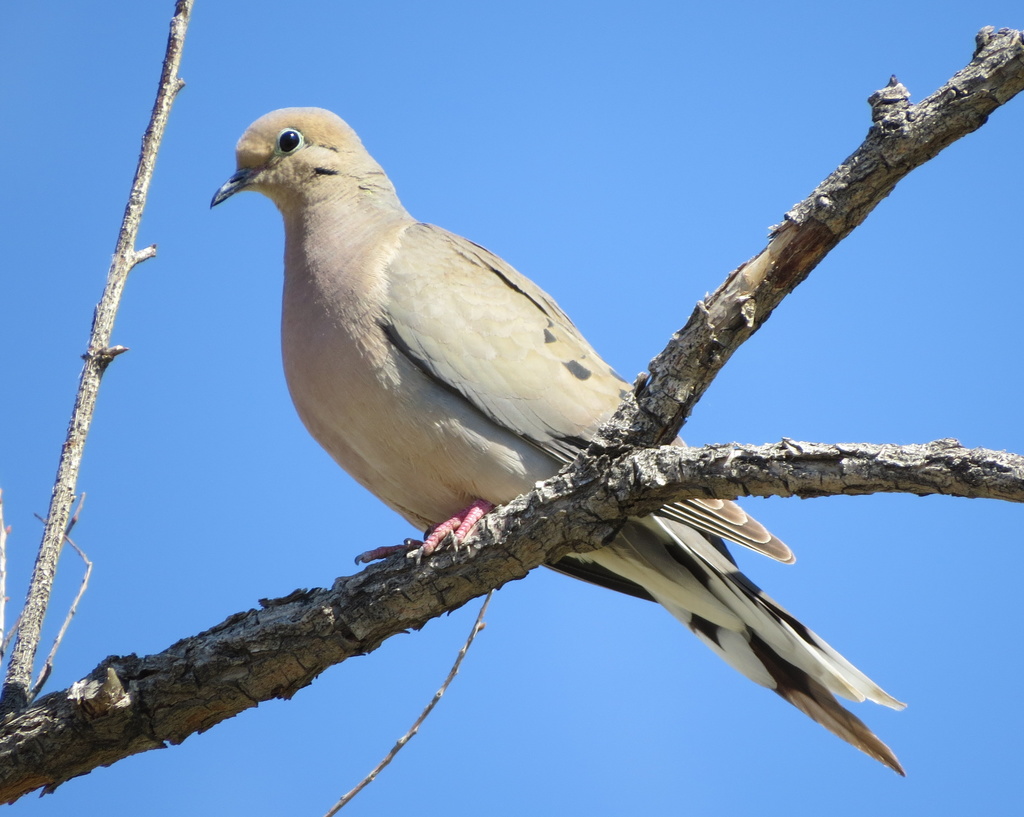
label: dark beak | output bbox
[211,167,256,207]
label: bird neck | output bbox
[280,185,414,309]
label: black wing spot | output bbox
[543,328,556,344]
[314,167,340,176]
[563,359,592,380]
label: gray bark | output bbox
[1,25,1022,807]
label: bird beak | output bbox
[211,167,256,207]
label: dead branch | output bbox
[0,24,1021,806]
[323,592,492,815]
[592,27,1024,452]
[608,439,1024,511]
[0,0,195,716]
[0,437,1020,802]
[29,515,93,701]
[0,493,8,663]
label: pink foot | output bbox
[354,499,495,564]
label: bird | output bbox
[212,107,905,773]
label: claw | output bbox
[416,500,494,558]
[354,500,495,564]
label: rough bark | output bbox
[1,439,1022,801]
[1,25,1022,806]
[0,0,192,716]
[592,27,1024,452]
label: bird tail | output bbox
[571,516,906,774]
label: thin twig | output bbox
[0,492,8,663]
[0,0,195,716]
[323,591,494,816]
[29,535,92,700]
[64,493,85,539]
[0,618,19,663]
[29,498,92,699]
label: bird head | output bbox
[211,107,399,214]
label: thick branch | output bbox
[0,0,194,716]
[0,438,1021,801]
[1,26,1021,805]
[611,439,1024,511]
[593,27,1024,452]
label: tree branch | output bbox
[0,0,194,716]
[323,592,493,814]
[608,439,1024,509]
[593,26,1024,451]
[1,25,1021,805]
[0,438,1020,802]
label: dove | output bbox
[212,108,905,773]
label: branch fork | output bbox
[0,20,1022,806]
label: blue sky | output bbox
[2,2,1023,814]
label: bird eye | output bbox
[276,129,304,155]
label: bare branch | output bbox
[0,0,195,715]
[601,439,1024,513]
[0,493,8,663]
[0,436,1018,803]
[593,27,1024,452]
[29,511,94,701]
[0,26,1020,804]
[324,592,493,815]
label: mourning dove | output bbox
[212,108,905,773]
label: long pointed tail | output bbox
[560,516,905,774]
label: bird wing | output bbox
[382,222,793,563]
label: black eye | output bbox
[276,129,303,154]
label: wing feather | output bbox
[384,222,794,563]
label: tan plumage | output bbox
[213,107,905,773]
